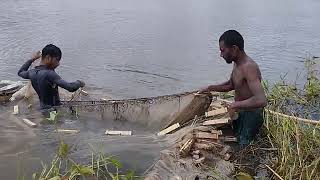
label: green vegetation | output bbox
[31,142,137,180]
[236,56,320,179]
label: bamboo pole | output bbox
[216,98,320,125]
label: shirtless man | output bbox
[199,30,267,145]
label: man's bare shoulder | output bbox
[242,57,260,71]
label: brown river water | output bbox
[0,0,320,178]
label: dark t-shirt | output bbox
[18,60,81,109]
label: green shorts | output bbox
[233,108,264,145]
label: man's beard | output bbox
[224,58,233,64]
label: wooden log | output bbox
[195,132,218,139]
[22,118,37,127]
[205,108,227,117]
[105,130,132,136]
[203,118,230,126]
[157,123,180,136]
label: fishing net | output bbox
[60,91,213,131]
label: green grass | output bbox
[31,142,139,180]
[261,56,320,179]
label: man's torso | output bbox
[231,57,262,101]
[28,66,60,108]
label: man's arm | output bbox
[207,79,234,92]
[17,51,42,79]
[47,71,85,92]
[230,64,267,110]
[198,78,234,93]
[18,60,33,79]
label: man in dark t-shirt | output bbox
[18,44,85,109]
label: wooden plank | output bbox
[211,130,223,135]
[196,132,218,139]
[193,126,213,132]
[105,130,132,136]
[13,105,19,115]
[203,118,230,126]
[205,108,227,117]
[22,118,37,127]
[157,123,180,136]
[56,129,80,134]
[179,138,194,156]
[196,139,224,148]
[194,143,212,150]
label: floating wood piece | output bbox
[220,136,237,142]
[203,118,230,126]
[105,130,132,136]
[196,132,219,139]
[56,129,80,134]
[22,118,37,127]
[13,105,19,115]
[194,157,205,164]
[157,123,180,136]
[205,108,227,117]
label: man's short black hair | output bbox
[219,30,244,51]
[42,44,62,60]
